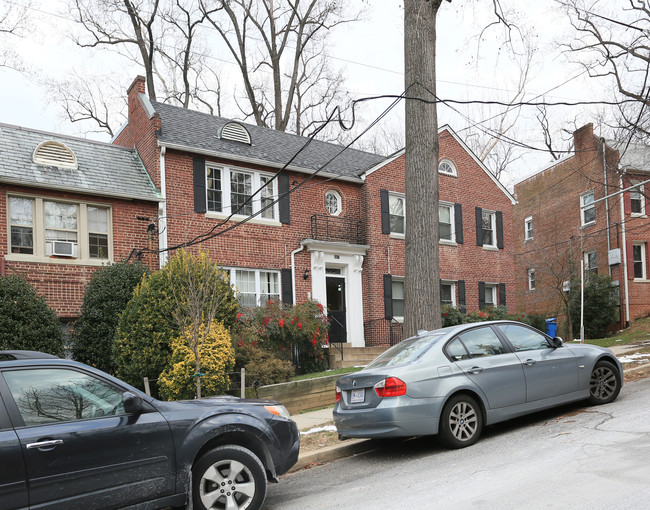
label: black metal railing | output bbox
[364,319,404,347]
[310,214,365,245]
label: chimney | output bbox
[573,123,596,160]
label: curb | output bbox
[288,438,375,473]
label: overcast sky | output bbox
[0,0,611,188]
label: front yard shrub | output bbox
[233,300,329,374]
[71,261,148,374]
[569,273,618,339]
[240,346,295,386]
[441,305,466,327]
[0,274,64,356]
[114,249,238,395]
[158,321,235,400]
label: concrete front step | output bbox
[327,343,391,369]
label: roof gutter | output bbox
[157,141,365,184]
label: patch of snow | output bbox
[300,425,337,435]
[619,353,650,364]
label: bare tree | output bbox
[70,0,163,100]
[561,0,650,144]
[43,71,128,137]
[201,0,359,134]
[0,1,31,71]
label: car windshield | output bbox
[366,334,443,368]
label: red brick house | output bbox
[513,123,650,335]
[0,122,161,320]
[114,76,517,348]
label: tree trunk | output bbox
[403,0,443,338]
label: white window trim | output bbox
[524,216,533,241]
[527,269,536,291]
[580,190,596,226]
[438,159,457,177]
[439,201,456,245]
[484,283,498,307]
[391,276,405,322]
[226,267,282,307]
[205,163,280,224]
[441,280,457,307]
[389,192,406,239]
[632,242,647,280]
[6,194,113,265]
[630,184,646,217]
[584,250,597,274]
[325,190,342,216]
[482,210,497,249]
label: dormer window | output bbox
[220,122,251,144]
[33,141,78,169]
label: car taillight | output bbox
[374,377,407,398]
[335,385,341,402]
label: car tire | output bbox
[588,360,621,405]
[439,394,483,449]
[193,445,267,510]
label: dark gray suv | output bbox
[0,351,299,510]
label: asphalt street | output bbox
[265,377,650,509]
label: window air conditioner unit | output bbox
[52,241,77,257]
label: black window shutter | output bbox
[193,157,206,213]
[281,268,293,305]
[478,281,486,310]
[496,211,504,249]
[499,283,506,307]
[454,203,463,244]
[279,173,291,224]
[380,189,390,234]
[383,274,393,319]
[457,280,466,313]
[475,207,483,246]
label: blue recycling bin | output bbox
[545,318,557,337]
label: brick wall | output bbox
[513,123,650,330]
[1,184,158,318]
[363,128,516,325]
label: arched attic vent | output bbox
[33,141,78,170]
[220,122,251,145]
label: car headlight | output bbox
[264,404,291,419]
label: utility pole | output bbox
[402,0,446,338]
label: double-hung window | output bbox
[524,216,533,241]
[8,195,112,262]
[633,243,647,280]
[207,165,278,220]
[484,284,497,307]
[389,194,405,235]
[631,184,645,216]
[584,251,597,274]
[482,210,496,247]
[528,269,536,291]
[391,279,405,319]
[441,281,456,306]
[228,268,280,308]
[581,191,595,226]
[439,203,455,242]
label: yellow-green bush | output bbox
[159,321,235,401]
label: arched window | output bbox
[438,159,457,176]
[325,190,342,216]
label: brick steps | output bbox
[327,344,390,369]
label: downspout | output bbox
[159,146,169,268]
[619,175,630,327]
[601,138,611,274]
[290,244,305,304]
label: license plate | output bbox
[350,389,365,403]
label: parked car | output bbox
[0,350,299,510]
[334,321,622,448]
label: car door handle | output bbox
[26,439,63,450]
[467,367,484,374]
[523,359,536,366]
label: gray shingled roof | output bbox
[608,139,650,173]
[151,101,386,178]
[0,123,160,202]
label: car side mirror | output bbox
[123,391,144,414]
[550,337,563,348]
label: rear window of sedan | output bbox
[366,334,443,368]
